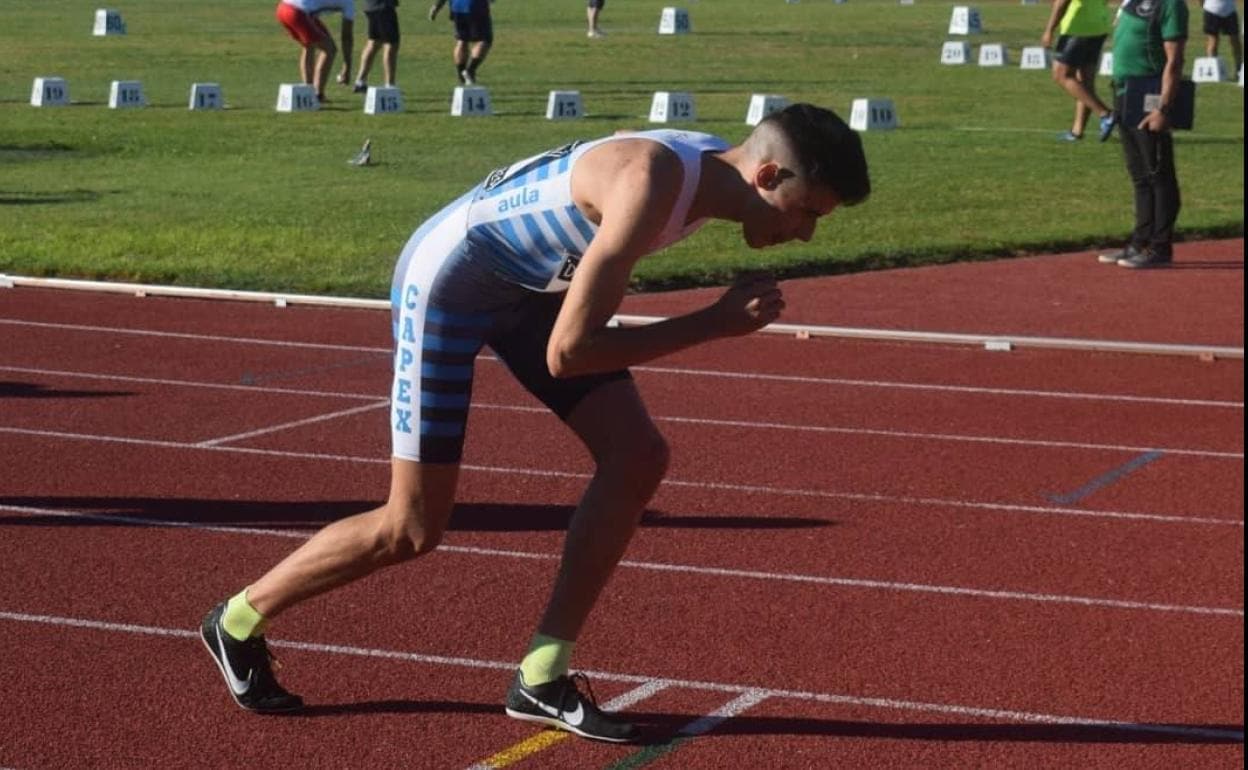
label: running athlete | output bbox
[200,103,870,743]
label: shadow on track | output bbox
[0,497,832,532]
[0,381,135,398]
[261,700,1245,745]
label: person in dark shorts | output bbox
[354,0,401,91]
[1041,0,1115,141]
[587,0,606,38]
[198,103,869,744]
[1202,0,1242,75]
[429,0,493,85]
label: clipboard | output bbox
[1120,77,1196,130]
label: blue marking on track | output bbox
[1047,451,1165,505]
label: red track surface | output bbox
[1,241,1243,769]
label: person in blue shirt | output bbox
[200,104,870,744]
[429,0,493,85]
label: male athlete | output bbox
[201,103,870,743]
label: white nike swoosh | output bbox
[520,688,584,726]
[216,626,252,696]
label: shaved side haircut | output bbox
[752,103,871,206]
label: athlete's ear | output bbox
[754,162,781,191]
[754,162,795,191]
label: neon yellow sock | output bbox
[221,589,267,641]
[519,633,575,686]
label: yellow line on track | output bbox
[471,730,569,768]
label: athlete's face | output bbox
[742,166,841,249]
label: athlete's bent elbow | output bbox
[547,349,574,379]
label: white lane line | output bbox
[195,401,388,447]
[636,364,1244,409]
[2,427,1241,527]
[2,505,1241,617]
[2,366,1242,459]
[2,324,1241,408]
[650,413,1243,460]
[0,319,388,353]
[674,690,772,738]
[7,364,1238,459]
[2,610,1241,743]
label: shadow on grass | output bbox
[271,700,1244,745]
[0,190,105,205]
[0,497,831,532]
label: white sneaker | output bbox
[587,28,605,38]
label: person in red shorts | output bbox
[275,0,356,103]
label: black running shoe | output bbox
[504,670,639,743]
[200,602,303,713]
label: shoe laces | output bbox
[241,636,288,685]
[566,672,600,709]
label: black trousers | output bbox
[1115,94,1181,257]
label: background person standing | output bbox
[354,0,401,92]
[275,0,355,103]
[1098,0,1188,268]
[1041,0,1116,141]
[587,0,607,38]
[1202,0,1243,75]
[429,0,493,85]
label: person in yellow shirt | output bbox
[1042,0,1116,141]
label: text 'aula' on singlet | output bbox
[460,129,730,292]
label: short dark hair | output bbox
[761,103,871,207]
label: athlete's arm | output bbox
[546,142,784,379]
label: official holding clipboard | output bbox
[1099,0,1190,269]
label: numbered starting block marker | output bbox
[978,44,1007,67]
[451,86,492,116]
[1099,52,1113,76]
[941,41,971,64]
[658,7,691,35]
[745,94,789,125]
[1019,46,1051,70]
[188,83,223,110]
[365,86,404,114]
[849,98,898,131]
[108,80,145,109]
[648,91,696,123]
[276,83,318,112]
[1191,56,1227,83]
[93,8,126,36]
[545,90,584,120]
[948,6,982,34]
[31,77,70,107]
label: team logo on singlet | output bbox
[558,253,581,282]
[481,140,584,192]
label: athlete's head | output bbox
[737,103,870,248]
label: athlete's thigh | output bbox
[487,292,631,424]
[563,378,663,465]
[390,208,514,464]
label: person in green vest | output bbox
[1042,0,1116,141]
[1097,0,1188,268]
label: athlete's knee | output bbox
[375,501,446,561]
[602,426,670,486]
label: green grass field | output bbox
[0,0,1242,296]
